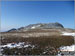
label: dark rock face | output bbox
[7,22,64,32]
[7,28,16,32]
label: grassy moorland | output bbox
[1,36,74,48]
[1,35,74,55]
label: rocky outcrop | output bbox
[7,28,17,32]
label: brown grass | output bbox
[1,36,74,48]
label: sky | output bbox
[1,1,74,31]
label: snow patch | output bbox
[31,25,41,29]
[1,42,35,49]
[59,45,75,51]
[31,26,36,29]
[61,32,75,36]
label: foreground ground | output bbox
[0,35,74,55]
[0,29,75,55]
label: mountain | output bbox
[1,23,75,55]
[1,22,75,38]
[7,22,64,32]
[24,22,64,29]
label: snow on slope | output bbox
[61,32,75,36]
[31,25,41,29]
[59,45,75,51]
[1,42,35,49]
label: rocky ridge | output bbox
[7,22,64,32]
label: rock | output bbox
[7,28,17,32]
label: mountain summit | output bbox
[24,22,64,29]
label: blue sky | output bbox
[1,1,74,31]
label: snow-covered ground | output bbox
[0,42,75,55]
[59,45,75,51]
[0,42,35,49]
[61,32,75,36]
[1,42,75,52]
